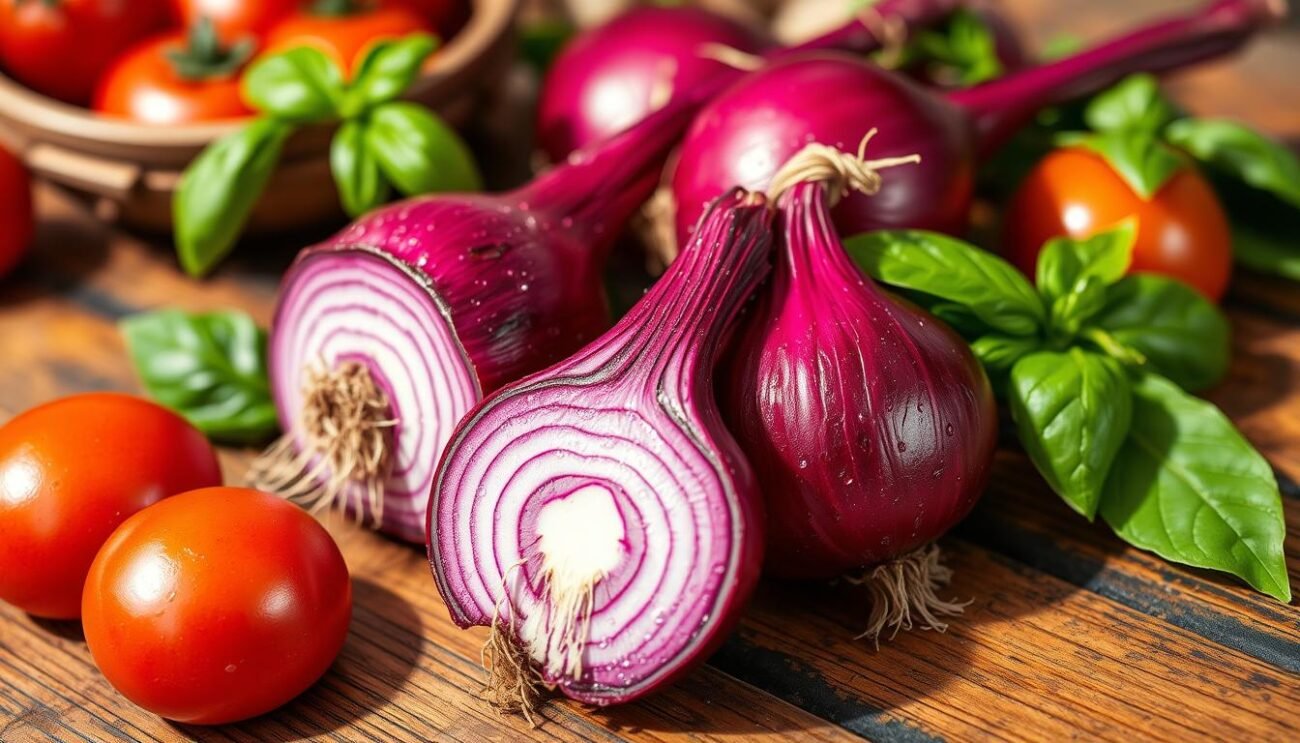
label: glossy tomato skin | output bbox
[1004,146,1233,301]
[169,0,298,42]
[0,144,33,280]
[0,394,221,619]
[0,0,168,104]
[93,32,253,125]
[83,488,352,725]
[263,4,434,74]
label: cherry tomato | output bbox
[0,394,221,619]
[83,487,352,725]
[389,0,467,37]
[1004,146,1232,301]
[94,29,254,125]
[169,0,298,42]
[0,0,168,104]
[263,2,434,75]
[0,144,32,280]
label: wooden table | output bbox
[1,2,1298,741]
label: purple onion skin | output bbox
[724,183,997,580]
[297,90,702,394]
[430,191,772,705]
[673,0,1280,241]
[537,0,961,161]
[537,6,765,162]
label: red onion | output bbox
[429,190,773,710]
[249,94,703,544]
[537,0,962,161]
[724,141,997,639]
[672,0,1283,246]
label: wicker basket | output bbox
[0,0,520,233]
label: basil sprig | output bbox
[174,33,482,277]
[121,309,278,444]
[847,228,1290,602]
[1060,74,1300,280]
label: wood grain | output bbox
[2,1,1300,741]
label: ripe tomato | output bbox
[94,30,254,124]
[0,394,221,619]
[263,2,434,75]
[169,0,298,42]
[83,488,351,725]
[0,144,32,280]
[0,0,168,104]
[1004,146,1232,301]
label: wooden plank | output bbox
[717,542,1300,743]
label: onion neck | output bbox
[781,183,874,293]
[522,75,731,246]
[949,0,1284,158]
[779,0,961,58]
[616,190,773,385]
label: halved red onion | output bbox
[429,190,773,708]
[251,90,706,543]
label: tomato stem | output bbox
[166,17,255,82]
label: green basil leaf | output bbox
[1165,118,1300,209]
[1076,130,1186,199]
[174,118,292,277]
[847,230,1046,336]
[242,45,344,122]
[1035,223,1137,336]
[1049,275,1110,338]
[347,33,439,112]
[1009,349,1132,519]
[928,301,992,340]
[120,309,278,444]
[331,119,391,217]
[1100,372,1290,602]
[1090,274,1230,391]
[971,334,1042,390]
[365,102,482,195]
[1035,221,1137,301]
[1084,74,1178,135]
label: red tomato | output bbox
[389,0,467,37]
[0,394,221,619]
[83,487,351,725]
[1004,146,1233,301]
[0,0,168,104]
[0,144,32,280]
[94,31,254,124]
[263,2,434,75]
[169,0,298,42]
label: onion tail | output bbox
[429,189,773,709]
[252,89,708,543]
[951,0,1287,156]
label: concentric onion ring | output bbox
[432,390,751,703]
[269,246,481,543]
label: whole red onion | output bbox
[537,0,962,161]
[724,144,998,638]
[672,0,1283,245]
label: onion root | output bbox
[846,544,970,646]
[248,361,397,525]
